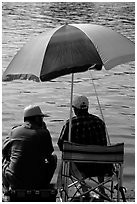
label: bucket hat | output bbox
[24,105,47,118]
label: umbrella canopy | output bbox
[2,24,135,82]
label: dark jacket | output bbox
[2,122,54,188]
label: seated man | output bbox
[2,105,57,191]
[58,95,110,198]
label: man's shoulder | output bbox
[11,124,51,139]
[12,124,22,130]
[66,116,78,123]
[11,125,24,134]
[11,124,27,135]
[88,114,104,123]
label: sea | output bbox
[2,2,135,190]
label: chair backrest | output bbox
[62,141,124,164]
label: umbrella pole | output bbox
[63,73,74,201]
[68,73,74,142]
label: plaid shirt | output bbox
[58,112,107,151]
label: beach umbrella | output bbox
[2,23,135,141]
[3,24,134,82]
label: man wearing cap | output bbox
[2,105,57,191]
[58,95,108,198]
[58,95,107,149]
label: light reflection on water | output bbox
[2,2,135,187]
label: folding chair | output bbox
[57,141,125,202]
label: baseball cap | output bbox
[72,96,89,109]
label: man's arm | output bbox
[57,121,69,151]
[2,125,22,160]
[2,134,12,160]
[100,122,108,146]
[44,129,54,158]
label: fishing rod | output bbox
[89,69,111,146]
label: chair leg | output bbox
[118,164,126,202]
[110,180,114,199]
[117,163,123,202]
[62,161,70,201]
